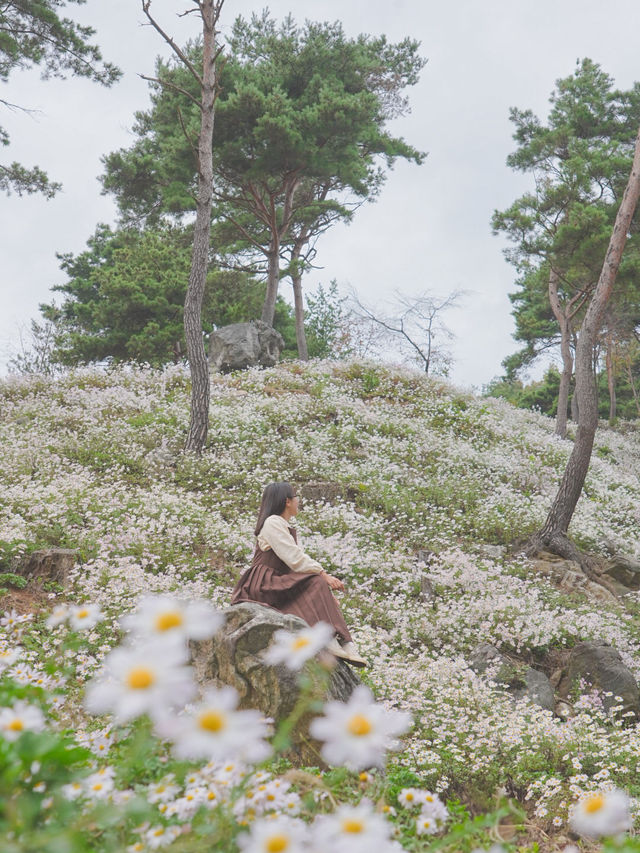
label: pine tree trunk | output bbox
[625,353,640,416]
[548,267,572,438]
[261,245,280,326]
[184,2,218,453]
[292,273,309,360]
[534,126,640,562]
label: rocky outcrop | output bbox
[530,551,618,603]
[189,602,360,766]
[18,548,77,587]
[469,643,555,712]
[209,321,284,372]
[557,640,640,721]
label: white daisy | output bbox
[84,639,195,722]
[309,685,411,770]
[569,789,631,839]
[237,815,309,853]
[120,594,223,642]
[156,686,272,764]
[0,647,21,672]
[311,800,397,852]
[263,622,334,670]
[45,605,69,629]
[0,700,46,741]
[69,604,103,631]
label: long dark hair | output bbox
[254,481,296,536]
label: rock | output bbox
[189,602,361,766]
[18,549,77,587]
[601,554,640,590]
[209,321,284,372]
[419,575,436,604]
[559,640,640,721]
[300,482,345,504]
[531,552,617,603]
[469,643,555,712]
[477,544,506,560]
[415,549,435,565]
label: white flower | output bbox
[311,800,396,853]
[0,701,46,741]
[309,685,411,770]
[121,594,223,642]
[84,640,195,722]
[398,787,420,808]
[0,647,21,672]
[1,609,31,631]
[145,824,181,849]
[84,771,115,800]
[237,815,309,853]
[569,789,631,839]
[156,686,271,764]
[147,775,180,804]
[416,814,439,835]
[263,622,334,670]
[69,604,103,631]
[45,605,69,629]
[419,790,448,822]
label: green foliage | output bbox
[493,58,640,389]
[0,1,120,197]
[36,224,297,367]
[304,280,350,359]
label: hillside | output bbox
[1,359,640,851]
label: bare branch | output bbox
[141,0,203,87]
[138,73,201,110]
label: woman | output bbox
[230,482,366,667]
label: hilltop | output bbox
[1,358,640,850]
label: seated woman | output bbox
[230,481,366,667]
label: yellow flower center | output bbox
[292,636,310,650]
[207,791,216,801]
[8,718,24,731]
[347,714,372,736]
[126,666,155,689]
[155,610,183,631]
[198,710,226,732]
[584,794,605,814]
[77,609,90,619]
[92,783,103,791]
[342,818,364,834]
[406,792,414,801]
[265,836,289,853]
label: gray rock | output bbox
[209,321,284,372]
[469,643,555,712]
[602,554,640,590]
[18,548,77,587]
[477,544,506,560]
[300,482,345,504]
[190,602,361,766]
[559,640,639,721]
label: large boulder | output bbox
[18,548,77,588]
[469,643,555,712]
[208,321,284,372]
[558,640,640,721]
[189,602,361,766]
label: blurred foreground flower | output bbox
[0,700,46,741]
[309,684,411,770]
[121,594,223,642]
[311,799,400,852]
[569,789,631,839]
[237,814,308,853]
[263,621,334,670]
[156,685,272,764]
[85,640,196,722]
[0,647,21,672]
[69,604,103,631]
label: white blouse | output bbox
[257,515,323,574]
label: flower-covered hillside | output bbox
[2,359,640,849]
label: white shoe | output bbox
[329,640,367,668]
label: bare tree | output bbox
[529,125,640,574]
[141,0,225,453]
[351,290,464,376]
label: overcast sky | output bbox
[2,0,640,389]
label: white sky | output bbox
[2,0,640,389]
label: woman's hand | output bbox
[322,571,345,592]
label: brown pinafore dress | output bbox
[230,525,352,643]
